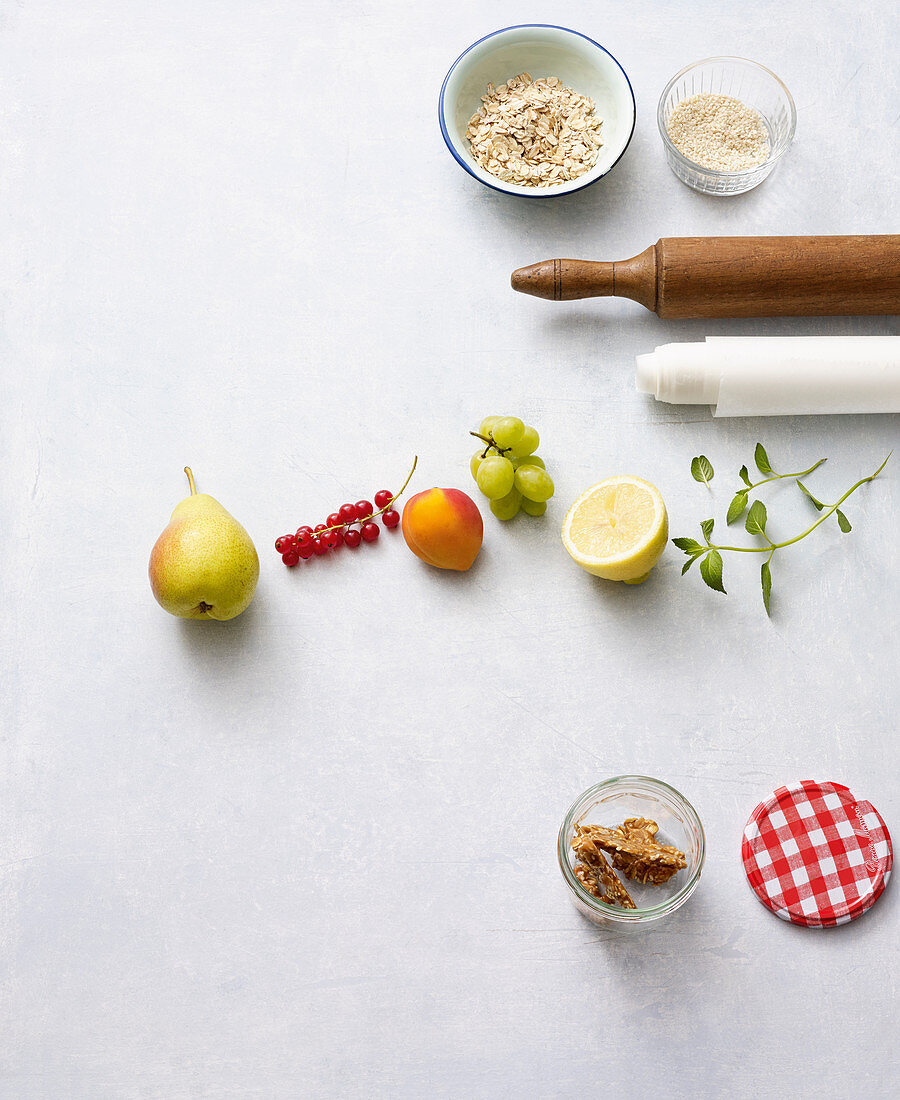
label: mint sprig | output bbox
[675,448,891,614]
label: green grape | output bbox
[470,451,484,480]
[514,464,554,503]
[476,455,515,500]
[479,415,500,436]
[491,416,525,449]
[512,453,545,469]
[508,425,539,458]
[490,488,522,521]
[521,498,547,516]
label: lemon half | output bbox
[562,476,668,583]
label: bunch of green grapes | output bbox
[469,416,555,521]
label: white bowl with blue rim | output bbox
[439,25,635,198]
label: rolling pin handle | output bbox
[511,259,616,301]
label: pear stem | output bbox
[184,467,197,495]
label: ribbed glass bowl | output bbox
[658,57,796,195]
[558,776,706,929]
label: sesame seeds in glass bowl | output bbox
[658,57,796,195]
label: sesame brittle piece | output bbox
[571,830,636,909]
[579,820,687,886]
[607,818,684,885]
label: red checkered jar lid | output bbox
[742,780,892,928]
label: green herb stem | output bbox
[710,458,889,554]
[740,457,826,494]
[676,449,890,613]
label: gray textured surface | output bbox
[2,2,898,1097]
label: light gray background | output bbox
[2,1,898,1097]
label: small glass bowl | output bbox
[658,57,796,195]
[558,776,705,929]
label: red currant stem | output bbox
[468,431,510,459]
[279,456,418,548]
[184,467,198,495]
[387,454,418,510]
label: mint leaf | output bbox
[796,479,824,511]
[761,560,772,614]
[745,499,768,536]
[739,465,752,487]
[682,556,699,575]
[691,455,714,485]
[672,537,703,554]
[836,509,852,533]
[754,443,773,475]
[700,550,726,594]
[700,518,714,543]
[726,491,748,525]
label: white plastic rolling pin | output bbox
[635,336,900,416]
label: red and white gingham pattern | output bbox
[742,780,892,928]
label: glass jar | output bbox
[558,776,706,929]
[658,57,796,195]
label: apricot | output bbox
[401,488,483,571]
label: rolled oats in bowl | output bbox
[465,73,603,188]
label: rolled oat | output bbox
[465,73,603,188]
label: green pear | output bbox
[149,468,259,621]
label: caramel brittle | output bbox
[571,818,687,903]
[580,822,686,869]
[606,818,687,885]
[571,832,636,909]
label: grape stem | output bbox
[469,431,511,459]
[309,456,418,537]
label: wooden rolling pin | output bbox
[510,235,900,318]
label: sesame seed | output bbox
[666,93,770,172]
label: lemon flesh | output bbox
[562,476,668,583]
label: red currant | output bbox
[276,457,416,566]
